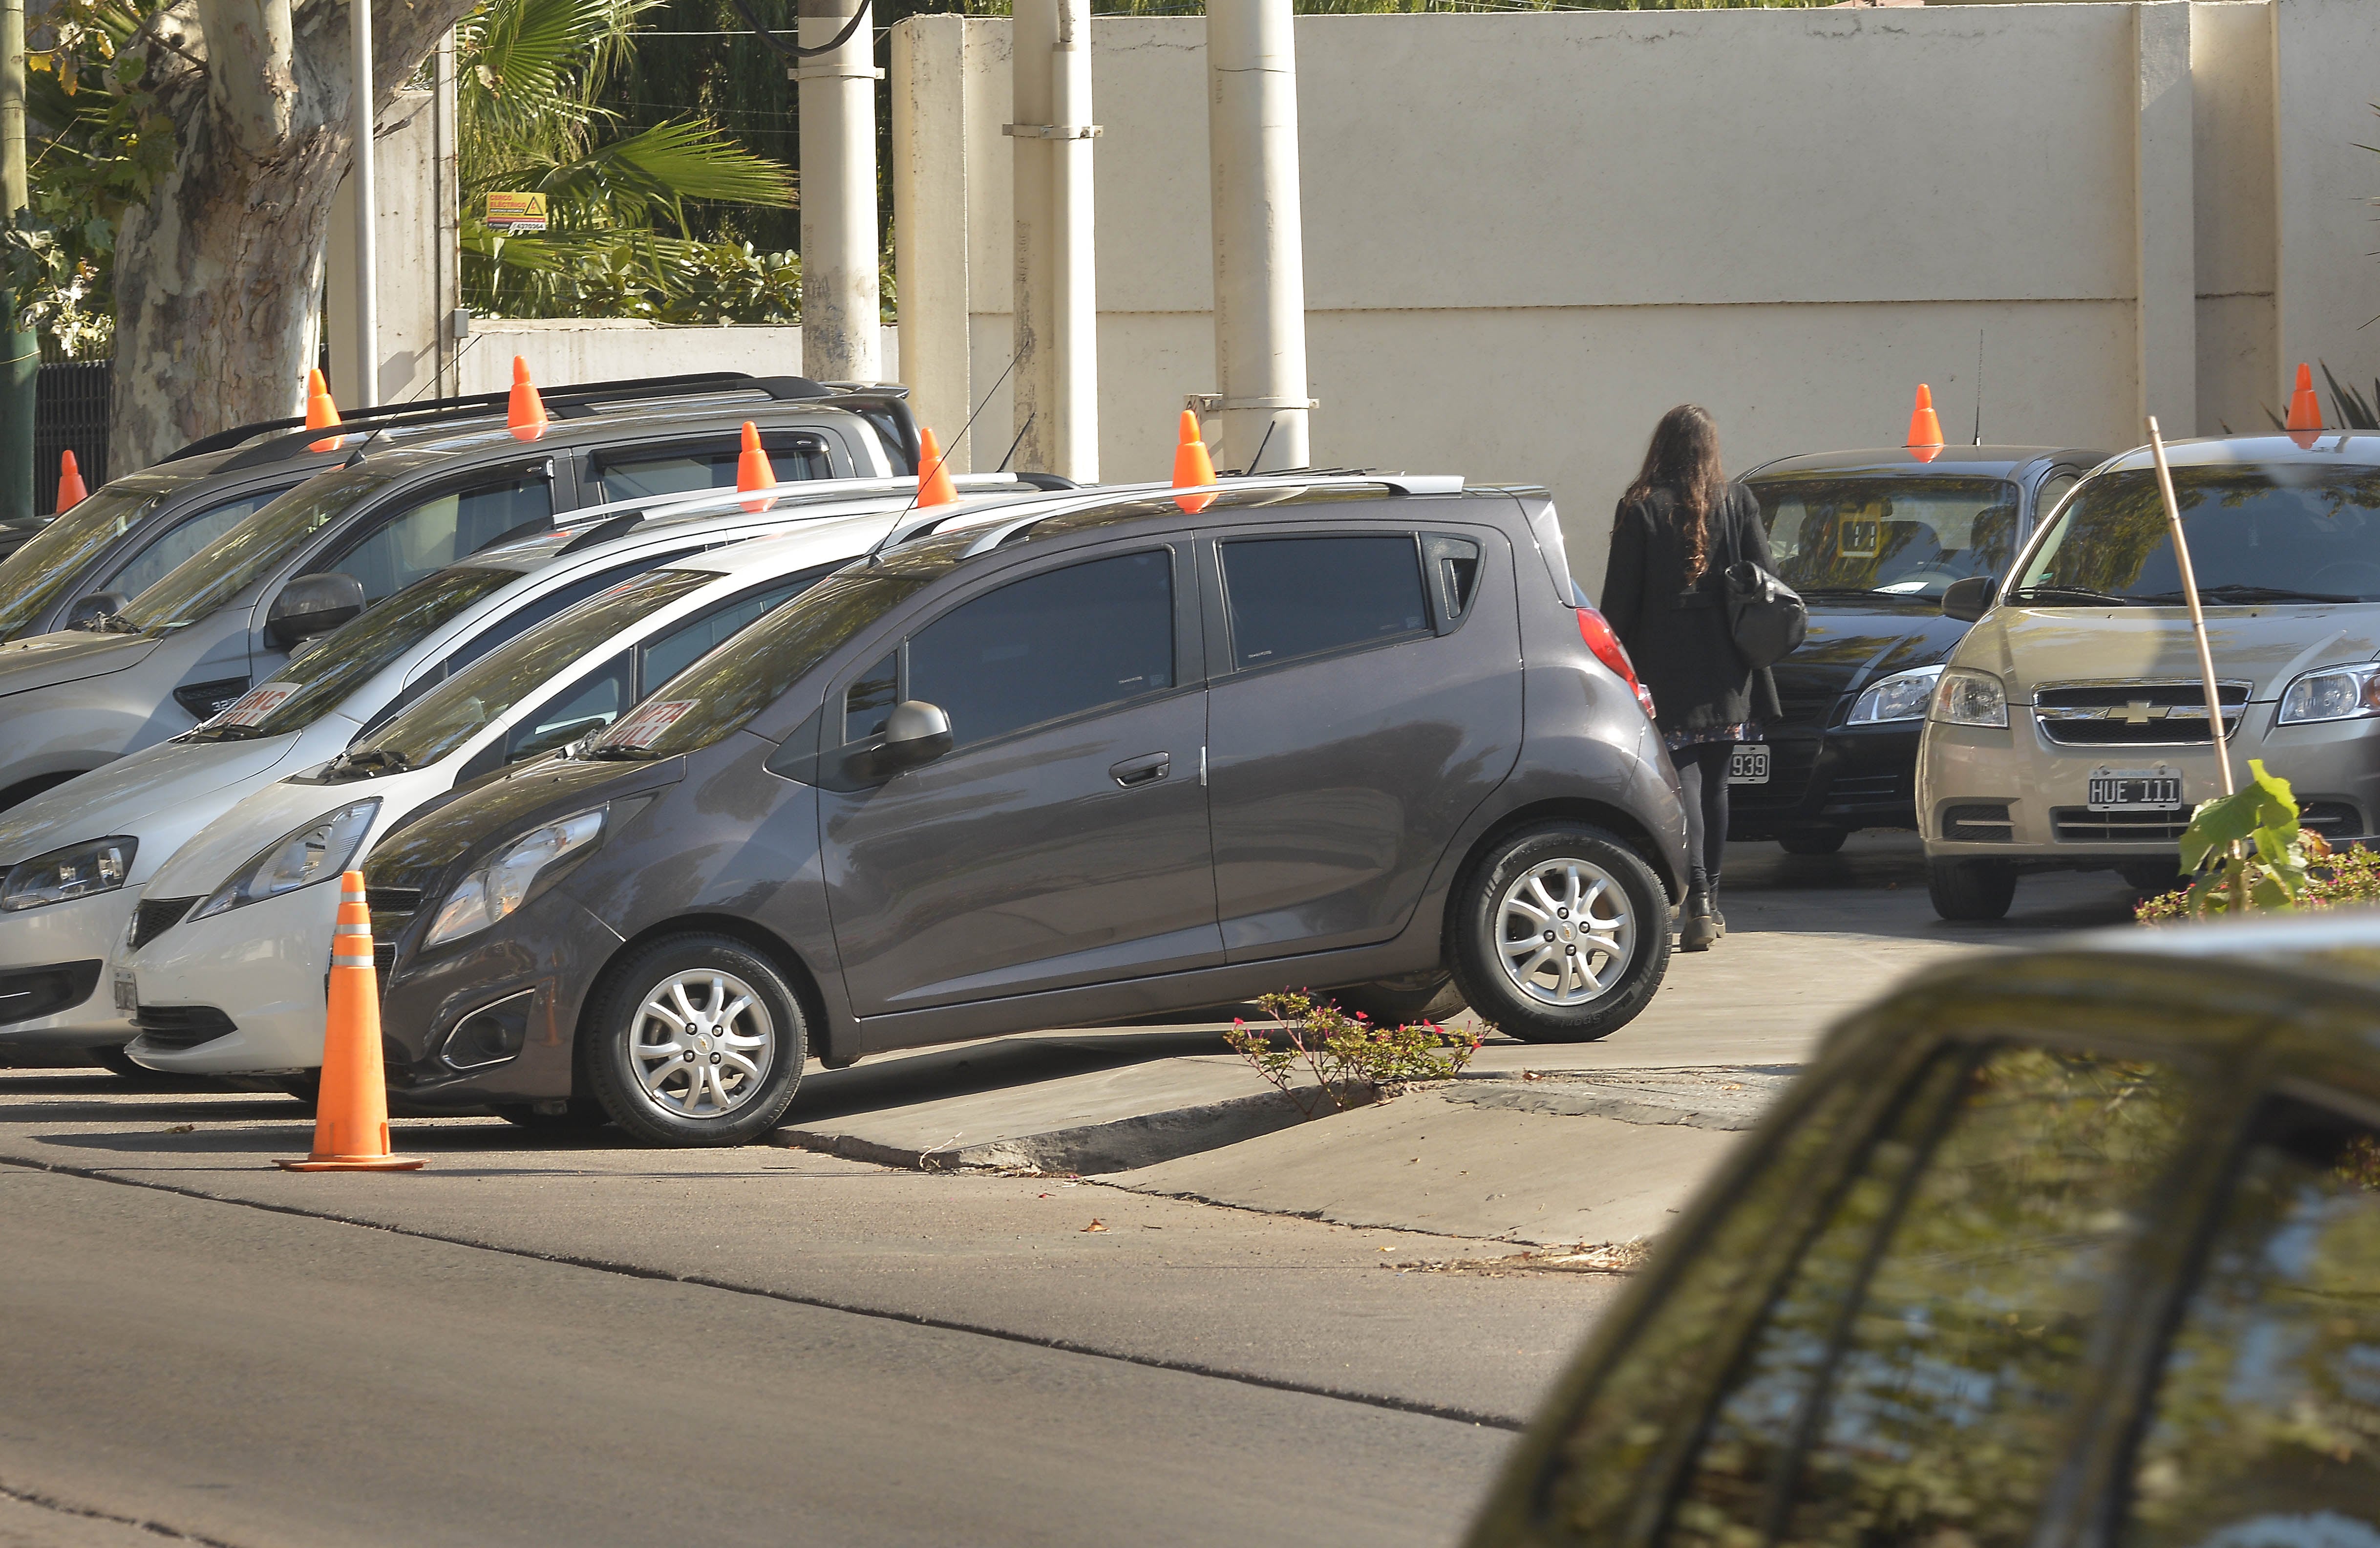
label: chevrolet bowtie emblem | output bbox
[2113,701,2166,724]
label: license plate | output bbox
[112,970,137,1013]
[2088,766,2183,811]
[1728,744,1771,786]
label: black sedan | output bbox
[1466,913,2380,1543]
[1730,445,2105,853]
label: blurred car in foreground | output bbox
[1466,910,2380,1545]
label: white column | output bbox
[2134,0,2194,437]
[350,0,379,407]
[1008,0,1098,481]
[1206,0,1308,473]
[797,0,883,385]
[892,15,973,465]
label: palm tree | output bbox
[458,0,803,320]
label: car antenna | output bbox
[1235,419,1277,477]
[865,341,1023,567]
[1972,330,1985,446]
[998,414,1032,474]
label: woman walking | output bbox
[1600,405,1781,952]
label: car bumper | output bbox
[0,890,137,1046]
[121,884,341,1074]
[1729,721,1920,838]
[1918,707,2380,865]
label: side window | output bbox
[844,649,898,745]
[329,473,551,603]
[1221,535,1428,671]
[594,435,832,502]
[1660,1046,2188,1547]
[2034,471,2081,528]
[108,490,284,599]
[503,651,632,764]
[906,550,1173,751]
[445,554,691,676]
[2121,1096,2380,1544]
[638,575,819,693]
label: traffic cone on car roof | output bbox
[2288,362,2323,434]
[1172,410,1216,514]
[508,356,548,441]
[53,451,85,512]
[916,425,958,508]
[305,368,343,452]
[1905,384,1944,463]
[736,421,777,511]
[276,872,423,1173]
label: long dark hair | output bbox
[1624,404,1727,581]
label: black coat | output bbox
[1600,482,1782,735]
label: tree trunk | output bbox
[108,0,476,471]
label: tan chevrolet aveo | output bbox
[1916,432,2380,920]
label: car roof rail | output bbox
[946,473,1456,559]
[165,371,848,470]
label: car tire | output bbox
[493,1098,611,1135]
[2119,860,2183,894]
[1447,823,1672,1044]
[1929,858,2017,921]
[1328,974,1469,1028]
[274,1072,322,1109]
[580,934,807,1147]
[1778,829,1848,856]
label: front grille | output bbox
[2034,680,2252,747]
[2302,801,2366,841]
[1943,803,2014,842]
[129,897,197,951]
[375,942,398,979]
[2051,808,2192,843]
[131,1002,237,1051]
[0,960,102,1027]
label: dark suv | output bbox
[362,476,1689,1144]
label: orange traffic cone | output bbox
[1905,384,1944,463]
[2288,362,2323,434]
[736,421,777,511]
[1172,410,1217,514]
[53,451,86,512]
[916,426,959,508]
[276,872,423,1172]
[508,356,548,441]
[304,368,343,452]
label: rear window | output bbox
[595,435,832,502]
[1751,476,2020,600]
[1220,535,1428,669]
[2015,464,2380,605]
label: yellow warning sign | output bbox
[484,192,549,235]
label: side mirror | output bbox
[266,572,365,649]
[872,700,953,774]
[1941,575,1995,624]
[67,590,126,629]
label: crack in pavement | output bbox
[0,1479,246,1548]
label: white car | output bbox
[0,473,1040,1067]
[117,483,1142,1084]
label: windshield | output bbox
[2014,465,2380,605]
[183,567,518,743]
[0,478,176,638]
[342,567,711,771]
[118,461,412,634]
[1751,477,2021,600]
[586,555,944,760]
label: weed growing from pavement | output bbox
[1223,990,1481,1118]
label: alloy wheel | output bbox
[1494,858,1635,1006]
[628,969,776,1120]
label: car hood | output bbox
[0,734,304,874]
[1954,602,2380,702]
[0,629,158,696]
[141,763,454,901]
[364,753,688,898]
[1771,600,1972,721]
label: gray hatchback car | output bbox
[360,475,1689,1144]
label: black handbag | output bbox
[1718,492,1807,669]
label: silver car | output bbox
[1917,432,2380,919]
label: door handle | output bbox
[1110,752,1170,788]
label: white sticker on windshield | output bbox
[212,682,297,728]
[602,698,697,750]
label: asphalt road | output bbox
[0,834,2147,1548]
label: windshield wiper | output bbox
[186,722,267,742]
[2007,583,2144,607]
[73,611,138,634]
[2141,583,2365,605]
[334,748,412,778]
[580,744,658,761]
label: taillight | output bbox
[1576,607,1656,719]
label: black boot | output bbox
[1709,880,1726,938]
[1681,890,1718,952]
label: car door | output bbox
[1202,521,1522,960]
[819,542,1217,1017]
[304,461,556,609]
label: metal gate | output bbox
[36,359,110,515]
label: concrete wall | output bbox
[893,1,2380,588]
[449,321,900,398]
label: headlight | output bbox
[0,836,136,912]
[1847,665,1944,726]
[2278,663,2380,725]
[189,799,380,922]
[424,809,606,949]
[1932,668,2009,728]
